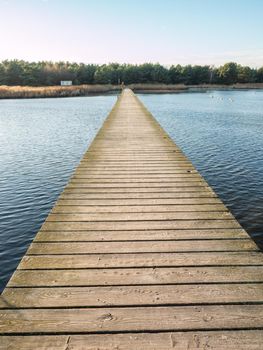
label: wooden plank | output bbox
[60,191,217,199]
[2,331,262,350]
[72,173,200,178]
[81,157,190,162]
[74,172,200,177]
[82,152,186,157]
[35,228,249,241]
[83,149,182,152]
[46,211,232,222]
[41,220,242,231]
[2,283,263,309]
[76,165,195,170]
[65,183,208,189]
[51,204,228,213]
[82,153,187,157]
[59,331,263,350]
[19,252,263,269]
[78,162,194,167]
[7,267,263,287]
[75,169,197,174]
[55,197,224,205]
[63,186,211,193]
[1,305,263,333]
[27,240,257,255]
[70,180,208,186]
[0,336,68,349]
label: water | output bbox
[139,90,263,249]
[0,95,117,291]
[0,90,263,292]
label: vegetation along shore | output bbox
[1,83,263,99]
[1,60,263,98]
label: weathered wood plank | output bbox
[51,204,227,213]
[55,197,223,206]
[61,331,263,350]
[19,252,263,269]
[2,331,262,350]
[1,305,263,333]
[46,211,232,222]
[70,178,204,183]
[7,267,263,287]
[2,284,263,308]
[72,173,200,179]
[0,336,68,350]
[78,163,194,169]
[83,149,182,152]
[60,191,217,199]
[41,219,241,231]
[76,165,195,170]
[75,169,197,174]
[82,153,187,157]
[64,183,212,193]
[70,180,208,186]
[81,158,190,162]
[35,228,249,241]
[27,240,257,255]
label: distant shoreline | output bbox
[1,83,263,99]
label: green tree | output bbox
[190,65,210,84]
[0,59,261,86]
[122,64,140,84]
[237,65,255,83]
[218,62,238,84]
[169,65,183,84]
[76,64,97,84]
[256,67,263,83]
[151,64,169,83]
[0,62,6,84]
[1,60,25,85]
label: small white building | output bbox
[60,81,72,86]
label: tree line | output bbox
[0,60,263,86]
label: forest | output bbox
[0,60,263,86]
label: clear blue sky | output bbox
[0,0,262,67]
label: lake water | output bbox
[0,90,263,291]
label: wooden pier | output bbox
[1,89,263,349]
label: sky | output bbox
[0,0,262,67]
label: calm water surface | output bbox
[0,90,263,291]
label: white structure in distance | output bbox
[60,81,73,86]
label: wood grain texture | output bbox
[1,331,263,350]
[59,191,217,199]
[2,283,263,308]
[7,267,263,287]
[1,305,263,333]
[46,211,232,222]
[41,219,241,231]
[35,228,248,241]
[27,239,257,255]
[18,252,263,269]
[51,204,227,213]
[54,197,224,205]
